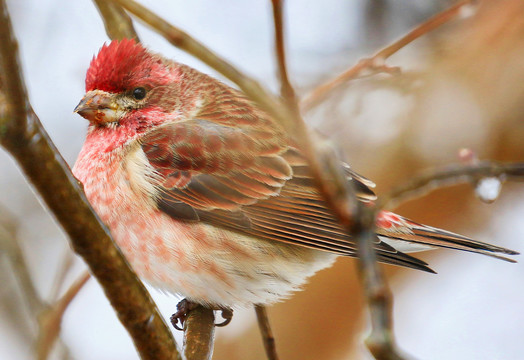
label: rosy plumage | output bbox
[73,40,517,308]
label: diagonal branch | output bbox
[301,0,476,111]
[36,271,91,360]
[271,1,405,358]
[0,2,180,359]
[93,0,139,41]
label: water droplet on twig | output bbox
[475,177,501,203]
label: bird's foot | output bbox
[170,299,199,330]
[170,298,234,331]
[215,307,233,327]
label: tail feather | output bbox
[377,215,519,264]
[376,251,437,274]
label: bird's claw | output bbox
[215,308,233,327]
[170,298,199,331]
[170,298,234,331]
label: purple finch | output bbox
[73,39,517,310]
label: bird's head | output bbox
[75,39,181,130]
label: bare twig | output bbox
[183,306,215,360]
[255,305,279,360]
[380,161,524,210]
[270,1,406,357]
[36,271,91,360]
[0,207,75,360]
[48,251,75,302]
[93,0,139,40]
[269,1,403,358]
[352,206,405,360]
[271,0,296,103]
[301,0,475,111]
[0,2,180,359]
[0,215,43,314]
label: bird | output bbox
[73,39,517,326]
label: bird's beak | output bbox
[74,90,120,124]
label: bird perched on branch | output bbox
[73,39,517,326]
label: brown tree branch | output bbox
[0,2,180,359]
[93,1,219,357]
[351,206,405,360]
[93,0,139,41]
[301,0,476,111]
[255,305,279,360]
[183,306,215,360]
[111,0,362,225]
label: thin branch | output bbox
[269,1,403,358]
[0,207,74,360]
[380,161,524,210]
[274,0,404,356]
[48,251,75,302]
[301,0,476,111]
[0,215,44,314]
[183,306,215,360]
[271,0,296,103]
[0,2,180,359]
[36,271,91,360]
[352,206,405,360]
[93,0,139,41]
[254,305,279,360]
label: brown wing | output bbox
[140,116,433,273]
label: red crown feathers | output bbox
[85,39,172,93]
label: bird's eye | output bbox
[132,87,147,100]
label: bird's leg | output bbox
[170,298,234,331]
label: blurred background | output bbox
[1,0,523,359]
